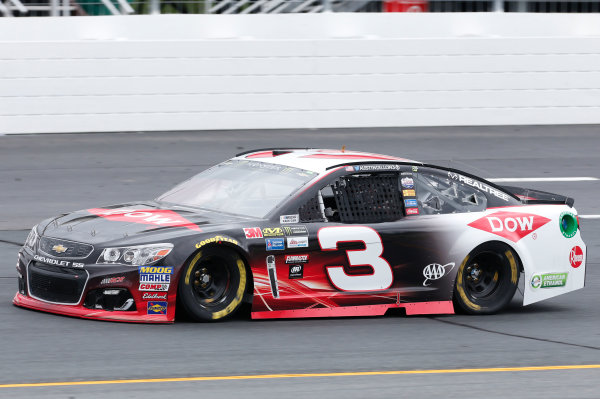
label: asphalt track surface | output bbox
[0,126,599,398]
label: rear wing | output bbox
[501,185,574,207]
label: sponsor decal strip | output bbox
[2,365,600,388]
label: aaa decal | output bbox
[88,208,202,232]
[468,211,551,242]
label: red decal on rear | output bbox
[468,211,551,242]
[87,208,202,232]
[570,246,583,268]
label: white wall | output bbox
[2,13,600,134]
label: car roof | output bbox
[232,148,421,174]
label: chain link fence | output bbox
[2,0,600,16]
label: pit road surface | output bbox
[1,126,599,398]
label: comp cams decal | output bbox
[468,211,551,242]
[138,266,173,292]
[87,208,202,232]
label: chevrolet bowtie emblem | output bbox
[52,244,68,254]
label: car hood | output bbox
[38,201,253,245]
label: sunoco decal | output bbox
[147,301,168,315]
[88,208,202,232]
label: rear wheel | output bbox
[453,242,519,315]
[178,247,247,321]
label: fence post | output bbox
[493,0,503,12]
[150,0,160,14]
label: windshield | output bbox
[157,160,317,218]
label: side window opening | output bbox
[300,173,403,223]
[416,172,487,215]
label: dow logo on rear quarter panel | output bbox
[468,211,551,242]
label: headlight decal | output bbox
[97,243,173,266]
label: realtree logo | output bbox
[468,211,551,242]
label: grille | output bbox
[39,237,93,258]
[28,262,88,304]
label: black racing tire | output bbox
[178,247,247,321]
[453,242,519,315]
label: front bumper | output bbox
[14,249,176,323]
[13,292,173,323]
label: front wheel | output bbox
[453,242,520,315]
[178,247,247,321]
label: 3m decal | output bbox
[139,283,169,291]
[195,235,238,248]
[422,263,455,286]
[266,238,285,251]
[402,190,416,197]
[262,227,285,237]
[289,264,303,279]
[287,237,308,248]
[280,214,300,224]
[243,227,263,239]
[100,276,125,285]
[147,301,168,315]
[283,225,309,236]
[570,246,583,268]
[318,226,393,292]
[531,273,568,289]
[87,208,202,231]
[285,254,309,264]
[468,211,551,242]
[142,292,168,300]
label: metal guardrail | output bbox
[2,0,600,16]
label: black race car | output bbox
[14,148,586,323]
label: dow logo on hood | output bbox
[468,211,551,242]
[88,208,202,232]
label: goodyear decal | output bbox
[195,235,239,249]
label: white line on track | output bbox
[488,177,598,182]
[579,215,600,219]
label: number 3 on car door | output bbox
[318,226,393,292]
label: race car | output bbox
[14,148,586,323]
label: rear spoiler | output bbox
[501,185,574,207]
